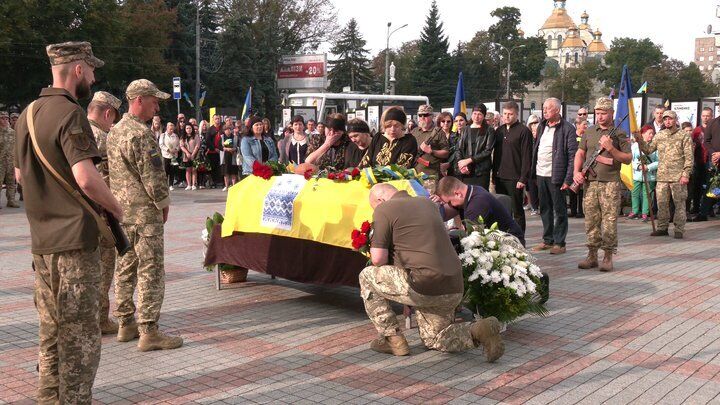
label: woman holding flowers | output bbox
[240,116,278,176]
[221,125,239,190]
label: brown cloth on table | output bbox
[204,225,367,287]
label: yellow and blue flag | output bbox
[452,72,466,132]
[199,90,207,107]
[241,87,252,120]
[616,65,639,190]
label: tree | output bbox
[413,0,454,106]
[599,38,663,89]
[642,60,718,100]
[327,19,376,92]
[487,7,546,98]
[546,58,602,104]
[210,0,338,119]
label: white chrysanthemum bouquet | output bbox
[457,218,548,323]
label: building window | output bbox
[710,56,714,61]
[558,35,563,45]
[701,47,705,51]
[711,47,715,51]
[700,56,705,61]
[574,52,579,64]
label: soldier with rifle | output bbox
[572,97,632,272]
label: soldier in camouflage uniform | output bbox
[15,41,123,404]
[635,110,694,239]
[108,79,183,351]
[359,184,504,361]
[573,97,632,272]
[0,111,19,207]
[87,91,122,334]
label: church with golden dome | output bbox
[537,0,608,68]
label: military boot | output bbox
[138,329,184,352]
[117,321,139,342]
[599,250,614,272]
[470,316,505,362]
[100,318,119,335]
[370,335,410,356]
[578,248,599,269]
[6,201,19,208]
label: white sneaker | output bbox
[222,187,228,191]
[185,186,191,191]
[192,186,197,190]
[169,186,174,191]
[199,185,205,189]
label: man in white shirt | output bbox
[530,98,578,255]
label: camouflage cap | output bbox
[46,41,104,68]
[91,91,122,111]
[594,96,613,111]
[0,111,8,118]
[662,110,678,120]
[418,104,434,115]
[125,79,171,100]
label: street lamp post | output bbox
[385,22,408,94]
[492,42,525,99]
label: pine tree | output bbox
[328,19,376,93]
[412,1,454,106]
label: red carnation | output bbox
[351,229,361,240]
[351,168,360,177]
[356,233,368,246]
[304,169,313,180]
[352,238,363,250]
[360,221,371,233]
[328,172,336,180]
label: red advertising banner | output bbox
[277,54,327,89]
[278,62,324,79]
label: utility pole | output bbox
[384,22,408,94]
[195,1,201,122]
[492,42,525,99]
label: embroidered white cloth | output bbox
[260,174,307,230]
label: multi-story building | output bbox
[695,37,717,79]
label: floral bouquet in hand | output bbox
[351,221,372,257]
[457,217,548,323]
[223,138,234,148]
[706,167,720,198]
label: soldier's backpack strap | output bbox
[26,101,115,243]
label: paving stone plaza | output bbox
[2,190,720,404]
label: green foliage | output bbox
[547,58,602,104]
[641,59,718,100]
[413,0,454,106]
[599,38,663,89]
[327,19,377,93]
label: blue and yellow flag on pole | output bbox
[616,65,639,190]
[452,72,466,132]
[241,87,252,120]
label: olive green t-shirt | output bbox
[14,88,101,254]
[371,191,463,296]
[579,125,630,182]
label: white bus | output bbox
[284,92,429,132]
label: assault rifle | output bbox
[569,113,629,194]
[106,210,131,255]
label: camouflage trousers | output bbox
[99,235,116,323]
[583,181,621,252]
[0,162,17,204]
[359,265,475,353]
[114,223,165,334]
[656,181,688,233]
[33,248,101,405]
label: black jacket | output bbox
[531,117,578,185]
[454,124,495,177]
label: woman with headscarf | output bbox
[359,106,417,169]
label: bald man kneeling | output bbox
[358,184,504,361]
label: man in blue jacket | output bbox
[530,98,578,255]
